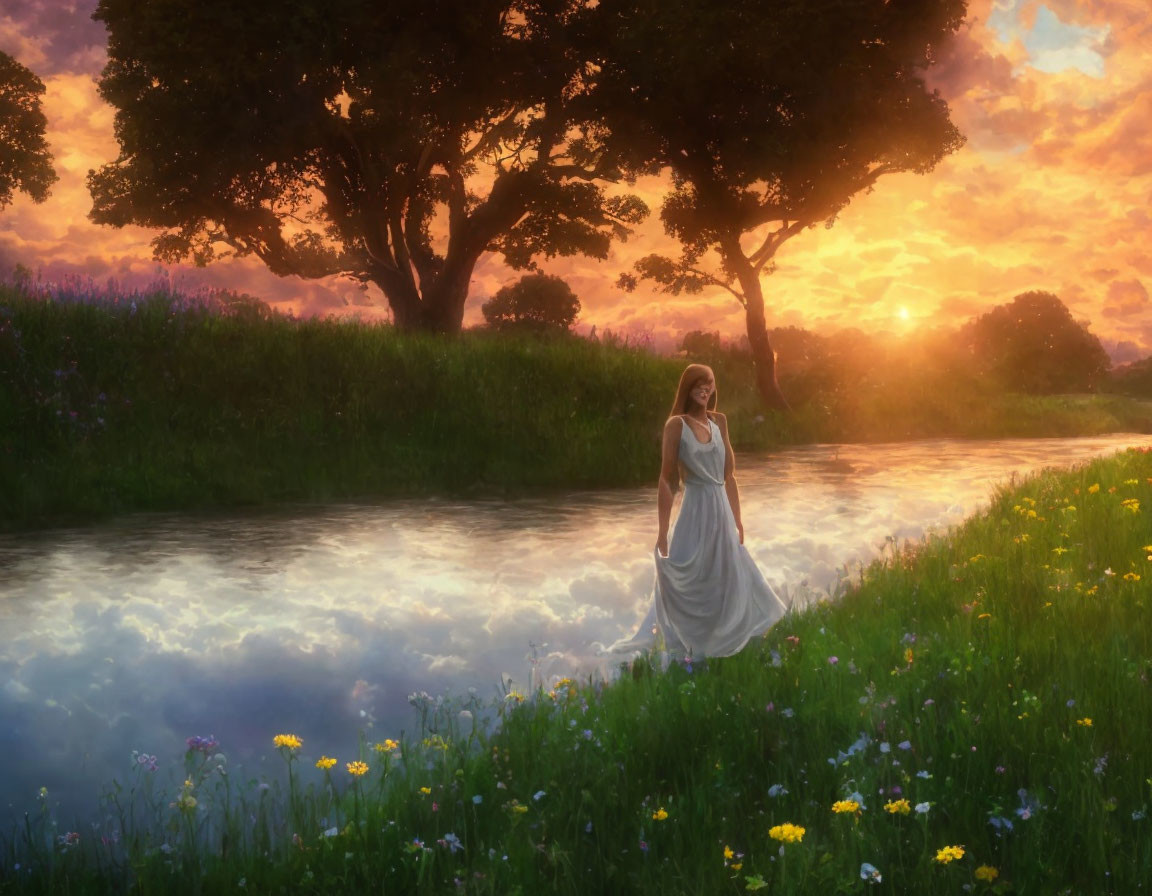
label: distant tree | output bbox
[481,273,581,333]
[88,0,647,333]
[679,329,725,360]
[600,0,968,411]
[0,52,58,211]
[959,291,1111,393]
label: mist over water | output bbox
[2,434,1149,830]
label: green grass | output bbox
[4,447,1151,894]
[3,284,1152,532]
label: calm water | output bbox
[2,434,1149,830]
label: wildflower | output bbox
[133,751,158,771]
[767,784,789,797]
[420,786,432,795]
[509,801,528,814]
[995,765,1006,774]
[315,756,337,770]
[828,656,838,665]
[914,802,931,814]
[860,862,882,883]
[785,635,800,647]
[346,761,369,777]
[974,865,999,882]
[322,826,339,838]
[934,845,965,864]
[57,832,80,849]
[533,790,546,801]
[638,839,649,853]
[1088,483,1100,494]
[977,612,991,619]
[273,734,302,751]
[916,770,932,779]
[1076,717,1093,727]
[988,816,1014,834]
[884,799,911,815]
[904,647,914,664]
[373,739,400,754]
[724,845,734,860]
[1121,498,1140,514]
[443,832,463,853]
[897,740,912,750]
[186,735,219,754]
[768,823,805,843]
[879,742,891,753]
[780,707,794,718]
[472,795,483,805]
[652,807,668,821]
[832,799,861,814]
[1124,572,1141,582]
[505,691,526,703]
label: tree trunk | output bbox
[723,238,791,412]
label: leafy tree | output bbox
[88,0,647,333]
[599,0,968,410]
[958,291,1111,393]
[0,52,58,210]
[481,272,581,332]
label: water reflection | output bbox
[2,434,1149,829]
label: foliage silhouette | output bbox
[0,51,58,211]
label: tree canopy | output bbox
[958,290,1111,393]
[600,0,969,409]
[482,272,581,333]
[0,51,58,211]
[88,0,647,332]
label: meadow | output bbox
[3,445,1150,894]
[3,277,1152,531]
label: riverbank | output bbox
[4,446,1149,893]
[4,286,1152,532]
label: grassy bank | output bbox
[4,448,1150,894]
[3,284,1152,532]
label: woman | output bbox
[608,364,788,657]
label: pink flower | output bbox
[828,656,839,665]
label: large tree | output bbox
[88,0,647,332]
[598,0,968,410]
[0,51,58,211]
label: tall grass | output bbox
[4,447,1151,893]
[3,277,1151,531]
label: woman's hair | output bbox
[669,364,718,419]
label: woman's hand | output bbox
[736,520,744,544]
[656,535,668,557]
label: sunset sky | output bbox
[1,0,1149,359]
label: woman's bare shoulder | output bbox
[664,415,686,432]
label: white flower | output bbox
[914,802,931,814]
[860,862,882,883]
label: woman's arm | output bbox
[656,417,682,555]
[716,413,744,544]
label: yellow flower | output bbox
[273,734,302,751]
[1076,717,1093,727]
[904,647,914,664]
[374,739,400,754]
[723,845,734,860]
[884,799,911,815]
[315,756,337,770]
[1124,478,1139,486]
[1121,498,1140,513]
[831,799,860,814]
[505,691,525,703]
[1088,483,1100,494]
[768,823,805,843]
[975,865,1000,882]
[346,761,369,777]
[419,786,432,794]
[509,801,528,814]
[730,862,743,871]
[1052,546,1068,555]
[652,807,669,821]
[934,844,965,864]
[1142,545,1152,553]
[1124,572,1141,582]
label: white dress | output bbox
[607,415,789,657]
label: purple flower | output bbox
[828,656,839,665]
[897,740,912,751]
[186,735,219,755]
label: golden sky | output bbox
[1,0,1149,359]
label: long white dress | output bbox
[607,415,789,657]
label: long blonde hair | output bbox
[669,364,718,419]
